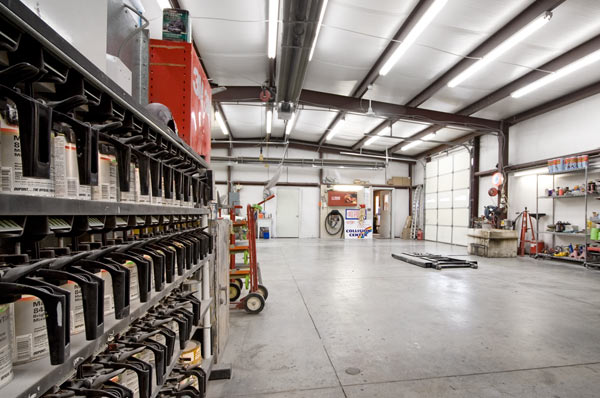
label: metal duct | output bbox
[211,156,386,170]
[276,0,325,111]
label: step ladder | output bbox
[410,185,423,239]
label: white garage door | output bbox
[424,149,470,246]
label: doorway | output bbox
[276,188,300,237]
[373,189,392,238]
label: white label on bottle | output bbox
[13,296,48,363]
[0,304,14,389]
[124,261,139,301]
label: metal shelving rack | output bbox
[535,164,600,268]
[0,1,224,396]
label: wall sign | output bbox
[345,208,360,220]
[328,191,357,207]
[345,219,373,239]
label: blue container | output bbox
[263,231,270,239]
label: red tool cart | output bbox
[148,39,212,161]
[228,195,274,313]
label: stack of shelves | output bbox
[0,1,224,396]
[535,165,600,268]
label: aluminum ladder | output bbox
[410,185,423,239]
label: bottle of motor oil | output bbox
[0,103,54,196]
[136,166,150,204]
[119,162,137,203]
[91,144,117,202]
[99,269,115,316]
[53,126,80,199]
[179,340,202,367]
[13,295,49,364]
[0,303,14,389]
[59,281,85,336]
[123,260,139,302]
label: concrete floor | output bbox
[208,239,600,397]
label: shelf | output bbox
[540,168,600,176]
[538,194,600,199]
[3,254,213,398]
[540,231,587,237]
[537,253,585,264]
[0,194,209,216]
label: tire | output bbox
[233,278,243,290]
[243,293,265,314]
[257,284,269,300]
[229,282,241,302]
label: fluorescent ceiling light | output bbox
[285,112,297,135]
[268,0,279,59]
[364,125,391,146]
[325,119,341,141]
[309,0,328,61]
[156,0,171,9]
[215,111,229,136]
[448,12,551,88]
[401,141,422,151]
[379,0,447,76]
[422,132,436,140]
[333,185,363,191]
[511,48,600,98]
[266,109,273,135]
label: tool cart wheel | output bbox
[243,293,265,314]
[257,284,269,300]
[233,278,243,290]
[229,282,241,302]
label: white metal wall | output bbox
[424,149,470,246]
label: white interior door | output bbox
[276,188,300,237]
[379,191,392,238]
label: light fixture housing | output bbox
[448,12,552,88]
[309,0,329,61]
[266,109,273,135]
[401,140,422,151]
[268,0,279,59]
[511,48,600,98]
[513,167,548,177]
[285,111,297,135]
[215,111,229,136]
[364,125,391,146]
[325,119,341,141]
[422,132,436,140]
[379,0,447,76]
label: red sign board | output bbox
[149,39,212,162]
[328,191,357,207]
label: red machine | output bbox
[148,39,212,161]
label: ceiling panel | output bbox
[327,113,386,146]
[181,0,268,86]
[473,58,600,120]
[289,108,339,142]
[397,141,439,156]
[303,0,419,96]
[367,0,533,105]
[420,0,600,114]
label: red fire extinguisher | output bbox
[417,229,423,240]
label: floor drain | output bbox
[345,367,361,375]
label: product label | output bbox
[100,270,115,316]
[0,304,14,388]
[61,281,85,335]
[0,116,54,196]
[14,296,49,363]
[92,154,117,201]
[118,369,140,398]
[124,261,139,301]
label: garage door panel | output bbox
[437,226,452,243]
[438,175,452,191]
[453,189,469,208]
[425,225,437,241]
[438,209,452,226]
[453,208,469,227]
[438,191,452,209]
[425,209,437,224]
[454,150,470,171]
[438,156,453,175]
[426,160,438,178]
[453,169,470,190]
[452,226,468,246]
[425,193,437,209]
[426,177,438,193]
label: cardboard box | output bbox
[387,176,411,187]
